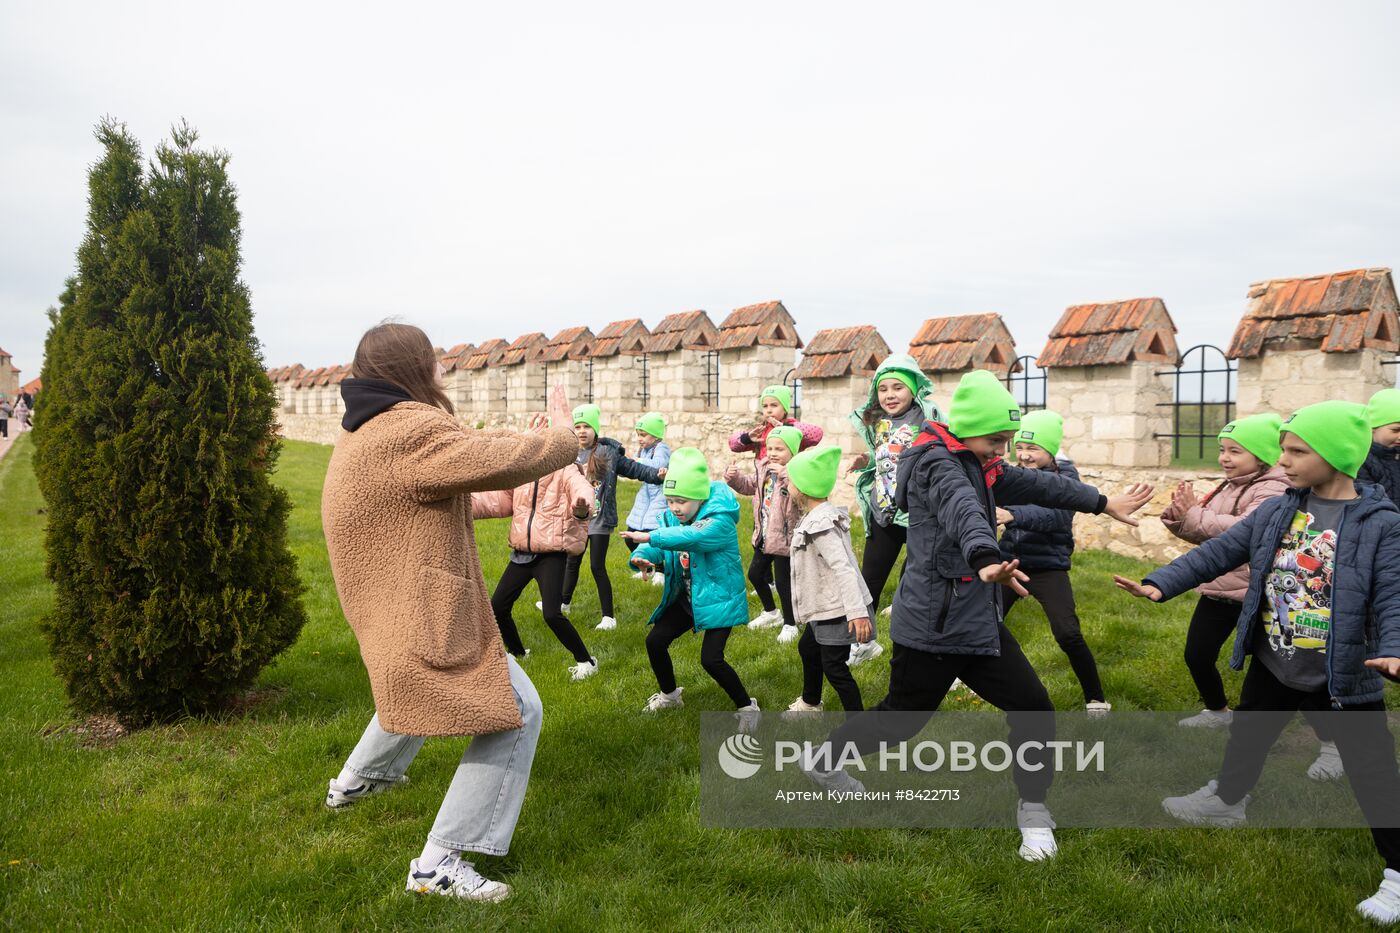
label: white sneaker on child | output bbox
[880,605,892,618]
[644,687,684,712]
[776,624,800,644]
[595,616,617,631]
[1358,869,1400,925]
[735,699,761,735]
[1307,740,1346,781]
[1178,708,1232,728]
[568,657,599,681]
[651,573,665,587]
[406,853,510,902]
[325,774,409,810]
[1162,779,1249,827]
[1086,701,1112,719]
[800,746,866,794]
[631,570,645,580]
[749,609,782,629]
[1016,799,1058,862]
[848,641,883,667]
[535,600,572,614]
[780,697,824,720]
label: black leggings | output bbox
[645,600,750,707]
[747,552,795,624]
[562,533,614,617]
[1183,595,1242,711]
[1215,660,1400,870]
[798,621,864,714]
[826,626,1056,803]
[490,553,592,663]
[1002,570,1105,704]
[860,519,907,615]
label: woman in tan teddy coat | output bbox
[321,322,578,903]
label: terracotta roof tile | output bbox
[909,313,1019,373]
[589,319,650,357]
[500,333,548,366]
[641,311,720,353]
[795,326,892,379]
[1038,298,1178,367]
[537,326,595,363]
[463,338,508,370]
[715,300,802,350]
[1227,268,1398,358]
[20,377,42,394]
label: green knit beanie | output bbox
[1368,388,1400,429]
[663,447,712,499]
[635,411,667,440]
[1014,409,1063,458]
[768,425,802,456]
[760,384,793,416]
[947,370,1022,438]
[1217,412,1282,466]
[787,446,842,498]
[1281,401,1370,478]
[572,403,602,437]
[876,368,918,397]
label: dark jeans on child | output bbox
[798,620,863,714]
[826,624,1056,803]
[747,551,795,625]
[491,552,592,663]
[562,533,614,617]
[860,520,907,615]
[1215,660,1400,870]
[1002,570,1105,704]
[646,600,749,707]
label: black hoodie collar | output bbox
[340,378,415,432]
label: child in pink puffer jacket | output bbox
[726,426,806,643]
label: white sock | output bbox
[335,766,362,787]
[419,840,453,869]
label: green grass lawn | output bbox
[2,434,1395,930]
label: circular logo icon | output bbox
[717,733,764,780]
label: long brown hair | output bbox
[351,322,454,414]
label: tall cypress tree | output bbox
[36,120,306,722]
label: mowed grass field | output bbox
[2,433,1397,931]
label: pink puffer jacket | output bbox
[471,463,595,556]
[1161,466,1289,602]
[727,459,803,556]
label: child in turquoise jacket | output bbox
[623,447,759,732]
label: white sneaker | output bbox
[406,853,510,902]
[568,656,599,681]
[651,572,665,587]
[879,605,892,618]
[800,746,866,794]
[535,600,572,614]
[644,687,684,712]
[1016,799,1058,861]
[1162,780,1248,827]
[325,774,409,809]
[1086,701,1112,719]
[848,641,883,667]
[595,616,617,631]
[780,697,824,721]
[749,609,782,629]
[631,570,645,580]
[735,699,761,735]
[1307,740,1346,781]
[1358,869,1400,925]
[776,624,800,644]
[1178,708,1233,728]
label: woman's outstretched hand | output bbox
[547,383,571,428]
[526,413,549,433]
[1113,575,1163,601]
[1104,483,1155,526]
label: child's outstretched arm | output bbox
[995,466,1153,526]
[789,419,824,450]
[615,451,665,485]
[1114,508,1262,602]
[1003,502,1072,535]
[646,511,739,554]
[728,428,757,454]
[629,540,665,571]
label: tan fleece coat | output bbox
[1161,465,1289,603]
[470,463,595,555]
[323,402,577,736]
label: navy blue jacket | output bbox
[889,424,1106,656]
[1143,483,1400,706]
[1359,442,1400,508]
[586,437,664,532]
[998,457,1080,572]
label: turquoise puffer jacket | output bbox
[631,481,749,631]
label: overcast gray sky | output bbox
[3,1,1398,382]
